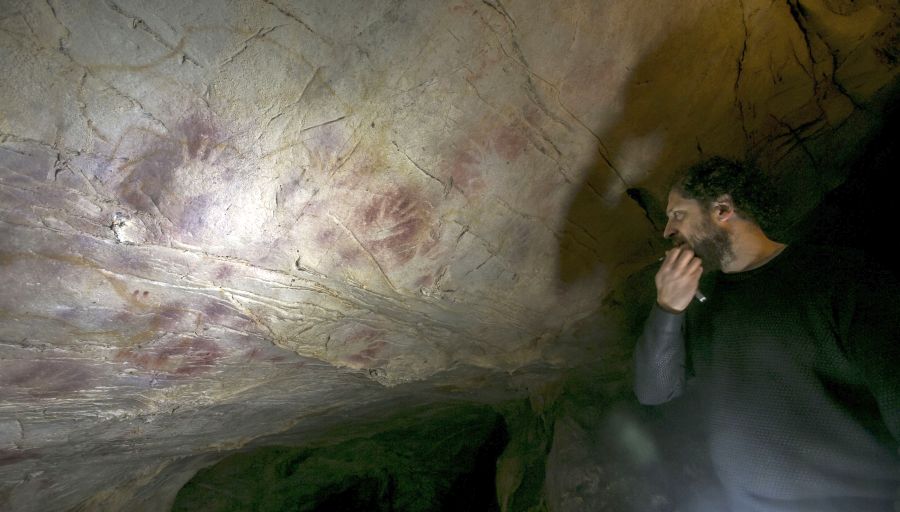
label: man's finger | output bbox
[674,248,696,270]
[687,258,702,274]
[664,247,681,262]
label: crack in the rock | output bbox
[475,11,572,132]
[0,133,96,161]
[45,0,71,49]
[786,1,818,69]
[85,260,351,328]
[784,0,830,120]
[768,114,827,168]
[391,141,448,194]
[102,0,201,67]
[463,74,501,114]
[454,224,469,245]
[220,25,283,67]
[294,66,322,110]
[449,220,523,282]
[293,258,327,279]
[318,138,359,179]
[582,177,608,202]
[298,115,347,135]
[492,195,561,242]
[258,0,331,45]
[785,0,863,110]
[469,253,495,276]
[783,2,825,101]
[28,201,105,234]
[476,27,629,190]
[264,115,355,162]
[104,83,170,134]
[225,292,279,341]
[501,37,568,128]
[257,67,326,142]
[553,165,573,185]
[16,11,41,49]
[33,19,175,135]
[735,0,752,148]
[327,213,398,294]
[524,125,564,164]
[75,72,111,145]
[784,37,810,80]
[625,187,664,233]
[504,50,627,189]
[826,49,863,110]
[563,217,604,256]
[481,0,517,29]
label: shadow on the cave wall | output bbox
[556,2,898,295]
[553,3,900,510]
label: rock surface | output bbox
[172,403,507,511]
[0,0,897,509]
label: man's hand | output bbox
[656,247,703,313]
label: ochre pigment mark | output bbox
[354,187,437,264]
[342,339,387,368]
[0,360,95,397]
[0,449,39,467]
[115,336,223,377]
[441,118,528,195]
[242,344,297,364]
[492,125,527,161]
[115,113,237,236]
[202,300,252,330]
[447,148,485,194]
[114,302,198,347]
[335,326,388,369]
[415,273,435,288]
[214,265,235,280]
[316,227,338,245]
[0,252,17,267]
[0,251,152,312]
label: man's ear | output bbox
[712,194,735,222]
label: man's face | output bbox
[664,189,733,271]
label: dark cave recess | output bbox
[172,403,509,512]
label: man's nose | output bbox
[663,221,676,239]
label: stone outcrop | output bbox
[0,0,896,509]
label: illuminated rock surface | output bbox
[0,0,897,509]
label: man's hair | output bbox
[672,156,780,232]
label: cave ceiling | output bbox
[0,0,897,509]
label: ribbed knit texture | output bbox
[636,245,900,511]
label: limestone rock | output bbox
[0,0,897,509]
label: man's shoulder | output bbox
[784,243,896,290]
[782,243,867,272]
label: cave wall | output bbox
[1,0,897,510]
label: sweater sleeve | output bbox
[633,304,687,405]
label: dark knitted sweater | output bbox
[634,244,900,511]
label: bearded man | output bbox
[633,157,900,511]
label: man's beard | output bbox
[677,218,733,272]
